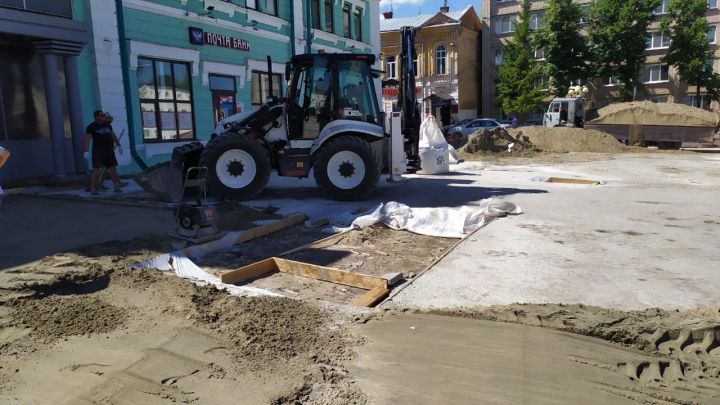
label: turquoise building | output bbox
[0,0,379,181]
[88,0,379,174]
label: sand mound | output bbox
[459,126,627,156]
[592,101,718,127]
[508,126,628,153]
[10,295,127,341]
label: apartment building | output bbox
[481,0,720,119]
[380,6,481,126]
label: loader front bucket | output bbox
[134,141,205,203]
[134,161,184,203]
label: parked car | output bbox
[441,118,473,135]
[445,118,508,146]
[523,119,542,126]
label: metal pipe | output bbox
[115,0,148,171]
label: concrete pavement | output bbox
[389,153,720,310]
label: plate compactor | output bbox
[170,166,223,243]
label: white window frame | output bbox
[709,0,718,9]
[435,44,447,75]
[646,31,670,50]
[603,76,620,87]
[686,94,712,110]
[653,0,669,15]
[529,12,543,31]
[533,48,545,60]
[534,75,549,91]
[385,55,396,79]
[643,64,669,83]
[495,15,517,34]
[579,5,590,24]
[708,25,717,44]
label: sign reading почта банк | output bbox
[188,27,250,51]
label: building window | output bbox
[579,5,590,24]
[251,71,283,105]
[653,0,669,15]
[603,76,620,86]
[324,0,334,32]
[354,7,362,41]
[646,31,670,49]
[534,75,549,91]
[137,57,194,142]
[435,45,447,75]
[494,49,503,65]
[686,95,712,110]
[247,0,277,16]
[708,25,717,43]
[709,0,717,9]
[311,0,321,29]
[533,48,545,60]
[707,59,716,72]
[529,13,543,31]
[650,96,668,103]
[343,4,351,38]
[495,15,517,34]
[385,56,396,78]
[413,54,419,77]
[643,64,670,83]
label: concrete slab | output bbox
[389,153,720,310]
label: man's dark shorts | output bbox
[92,149,118,169]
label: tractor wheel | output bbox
[199,133,271,200]
[313,135,380,201]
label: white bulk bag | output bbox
[418,116,450,174]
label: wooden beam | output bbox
[353,287,390,307]
[545,177,599,185]
[274,258,388,290]
[220,258,277,284]
[234,213,308,245]
[278,229,351,257]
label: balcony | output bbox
[0,0,72,19]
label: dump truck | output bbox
[137,27,421,202]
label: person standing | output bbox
[83,110,124,195]
[0,146,10,208]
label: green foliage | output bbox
[537,0,589,96]
[662,0,719,99]
[496,0,545,115]
[587,0,661,101]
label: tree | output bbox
[537,0,589,97]
[662,0,719,104]
[496,0,545,116]
[587,0,660,101]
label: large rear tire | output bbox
[313,135,380,201]
[199,133,271,200]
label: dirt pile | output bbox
[9,295,127,341]
[461,127,537,155]
[508,126,629,153]
[459,126,628,158]
[592,100,719,127]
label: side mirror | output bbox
[285,63,292,81]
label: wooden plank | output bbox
[352,287,390,307]
[234,213,308,245]
[545,177,599,185]
[277,229,351,257]
[220,258,278,285]
[274,258,388,290]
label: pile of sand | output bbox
[508,126,629,153]
[592,101,718,127]
[459,126,628,157]
[10,295,127,341]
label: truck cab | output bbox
[544,97,584,128]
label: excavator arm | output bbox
[397,26,422,172]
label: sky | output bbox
[379,0,484,18]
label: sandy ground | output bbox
[2,148,719,404]
[389,153,720,310]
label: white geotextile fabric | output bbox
[131,251,282,298]
[339,200,522,238]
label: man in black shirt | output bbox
[83,110,124,195]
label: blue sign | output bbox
[189,27,204,46]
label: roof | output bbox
[379,6,476,32]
